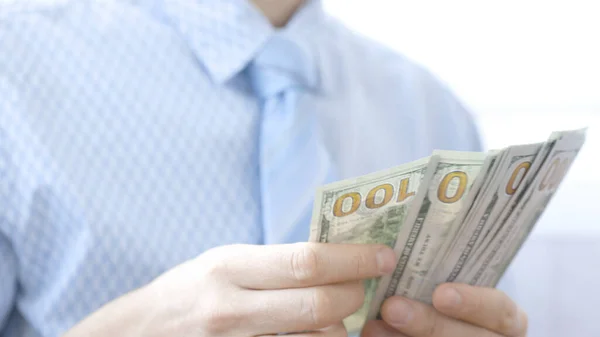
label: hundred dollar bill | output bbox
[368,150,486,318]
[447,150,505,247]
[412,149,504,302]
[456,131,564,277]
[308,155,436,334]
[416,142,543,300]
[462,128,587,287]
[461,143,545,263]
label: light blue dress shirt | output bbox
[0,0,491,336]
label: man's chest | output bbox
[2,65,271,329]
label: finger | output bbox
[250,281,364,334]
[361,320,409,337]
[256,323,348,337]
[432,283,528,337]
[380,296,503,337]
[213,243,395,289]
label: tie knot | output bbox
[246,35,317,99]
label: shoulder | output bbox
[320,18,484,152]
[0,0,161,67]
[0,0,162,42]
[0,0,99,28]
[1,1,99,69]
[321,18,447,96]
[0,0,145,20]
[0,0,179,98]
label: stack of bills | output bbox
[308,128,587,334]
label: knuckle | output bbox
[198,291,246,335]
[496,297,519,334]
[352,250,370,278]
[422,306,441,337]
[467,289,486,315]
[202,307,241,335]
[193,278,248,335]
[201,258,226,279]
[351,282,366,309]
[197,246,231,278]
[290,244,321,283]
[302,287,334,327]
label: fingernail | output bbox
[377,248,395,274]
[440,287,462,309]
[388,298,413,326]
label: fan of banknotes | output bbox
[308,128,588,334]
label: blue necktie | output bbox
[247,35,332,244]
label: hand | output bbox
[361,283,528,337]
[151,242,397,336]
[64,242,396,337]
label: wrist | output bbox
[142,268,205,337]
[62,282,175,337]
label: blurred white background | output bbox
[323,1,599,336]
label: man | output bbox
[0,0,528,336]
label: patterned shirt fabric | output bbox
[0,0,488,336]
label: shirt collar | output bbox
[154,0,326,85]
